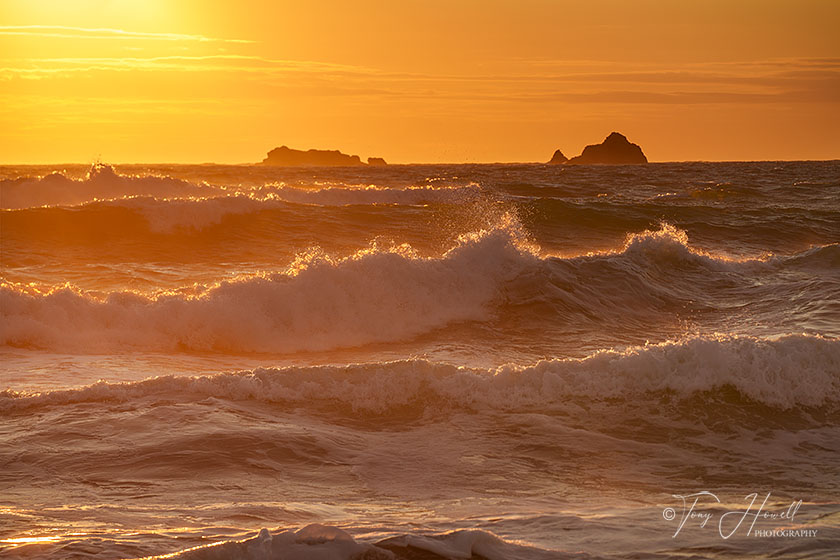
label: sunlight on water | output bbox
[2,162,839,559]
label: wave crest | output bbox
[0,165,482,216]
[1,215,535,353]
[0,164,213,209]
[3,219,837,353]
[4,334,837,412]
[137,525,556,560]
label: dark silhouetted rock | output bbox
[262,146,364,166]
[367,157,387,166]
[567,132,647,164]
[548,149,568,164]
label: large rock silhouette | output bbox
[547,149,568,164]
[262,146,369,166]
[566,132,647,164]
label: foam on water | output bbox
[3,162,840,560]
[123,182,482,232]
[4,334,837,412]
[1,185,487,232]
[131,525,561,560]
[0,221,829,352]
[1,216,535,352]
[3,218,836,353]
[1,164,483,218]
[0,164,213,209]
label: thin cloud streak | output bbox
[2,54,836,107]
[0,55,379,79]
[5,55,837,81]
[0,25,252,43]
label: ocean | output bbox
[1,161,838,559]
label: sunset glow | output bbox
[2,0,838,163]
[2,3,840,559]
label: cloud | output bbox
[0,25,252,43]
[1,53,836,107]
[0,54,377,80]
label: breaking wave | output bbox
[1,217,536,352]
[2,220,837,353]
[4,334,838,412]
[0,164,482,218]
[134,525,559,560]
[0,185,483,233]
[0,164,213,209]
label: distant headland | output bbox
[549,132,647,165]
[261,146,387,166]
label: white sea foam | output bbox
[0,164,482,219]
[3,334,837,412]
[2,220,835,353]
[123,182,482,232]
[138,525,560,560]
[0,216,536,352]
[0,164,213,209]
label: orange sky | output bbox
[1,0,838,163]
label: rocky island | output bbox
[548,132,647,165]
[548,149,568,164]
[261,146,387,166]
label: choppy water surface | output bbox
[2,161,839,559]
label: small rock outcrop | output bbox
[566,132,647,164]
[262,146,364,166]
[367,157,387,166]
[548,149,568,164]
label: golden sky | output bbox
[1,0,838,163]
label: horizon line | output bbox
[1,158,838,166]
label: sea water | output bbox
[1,161,838,558]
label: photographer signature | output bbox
[663,491,806,538]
